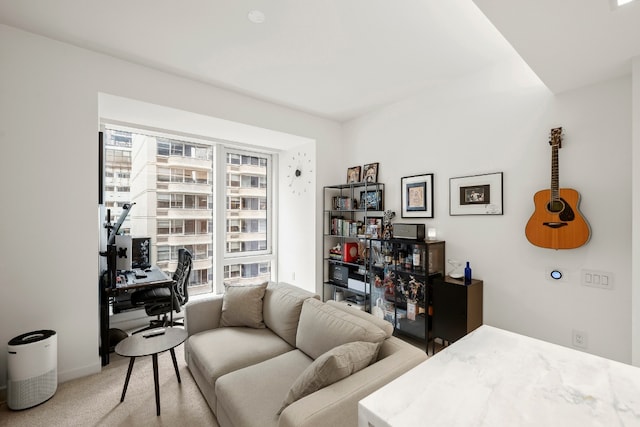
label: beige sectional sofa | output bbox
[184,282,427,427]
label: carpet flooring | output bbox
[0,341,218,427]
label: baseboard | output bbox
[58,361,101,384]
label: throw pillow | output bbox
[278,341,380,414]
[220,282,268,328]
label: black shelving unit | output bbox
[322,182,385,312]
[368,238,445,353]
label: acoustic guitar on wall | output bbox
[525,127,590,250]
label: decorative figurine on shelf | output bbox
[383,270,395,299]
[406,275,423,321]
[397,276,408,299]
[382,210,395,240]
[374,274,384,288]
[329,243,342,261]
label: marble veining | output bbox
[358,325,640,426]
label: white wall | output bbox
[0,24,341,387]
[343,58,632,363]
[278,142,317,292]
[632,56,640,366]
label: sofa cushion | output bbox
[279,341,380,414]
[216,349,313,427]
[220,282,268,328]
[326,300,394,338]
[296,298,387,360]
[187,327,294,388]
[263,282,318,347]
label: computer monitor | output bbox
[132,237,151,269]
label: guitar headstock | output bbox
[549,127,563,148]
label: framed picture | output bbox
[333,196,354,210]
[362,162,379,183]
[346,166,361,183]
[364,216,383,239]
[401,174,434,218]
[449,172,503,215]
[360,190,383,211]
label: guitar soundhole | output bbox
[546,198,575,221]
[547,200,563,213]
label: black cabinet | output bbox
[431,276,483,353]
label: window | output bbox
[185,195,195,209]
[157,220,170,235]
[157,167,170,182]
[103,126,274,296]
[170,194,183,209]
[157,194,170,209]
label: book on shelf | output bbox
[330,217,363,237]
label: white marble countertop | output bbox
[359,325,640,426]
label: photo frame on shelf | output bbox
[360,190,383,211]
[346,166,361,183]
[333,196,354,211]
[449,172,503,215]
[401,174,434,218]
[364,216,383,239]
[362,162,379,183]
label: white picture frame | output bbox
[449,172,503,215]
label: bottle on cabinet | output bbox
[412,246,421,272]
[464,261,472,285]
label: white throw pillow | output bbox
[278,341,380,414]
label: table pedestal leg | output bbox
[170,348,181,383]
[120,357,136,402]
[152,353,160,416]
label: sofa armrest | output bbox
[278,337,427,427]
[184,294,224,337]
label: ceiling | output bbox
[1,0,639,122]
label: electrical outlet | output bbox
[572,329,588,349]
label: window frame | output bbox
[102,123,277,297]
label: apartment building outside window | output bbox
[103,127,273,297]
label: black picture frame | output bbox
[401,174,434,218]
[362,162,379,183]
[346,166,361,183]
[360,190,383,211]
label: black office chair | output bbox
[131,248,192,333]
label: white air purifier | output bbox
[7,330,57,410]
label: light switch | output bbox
[582,269,613,289]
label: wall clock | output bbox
[286,151,312,196]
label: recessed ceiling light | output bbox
[248,9,265,24]
[618,0,635,5]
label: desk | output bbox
[359,325,640,426]
[99,266,174,366]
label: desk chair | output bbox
[131,249,192,333]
